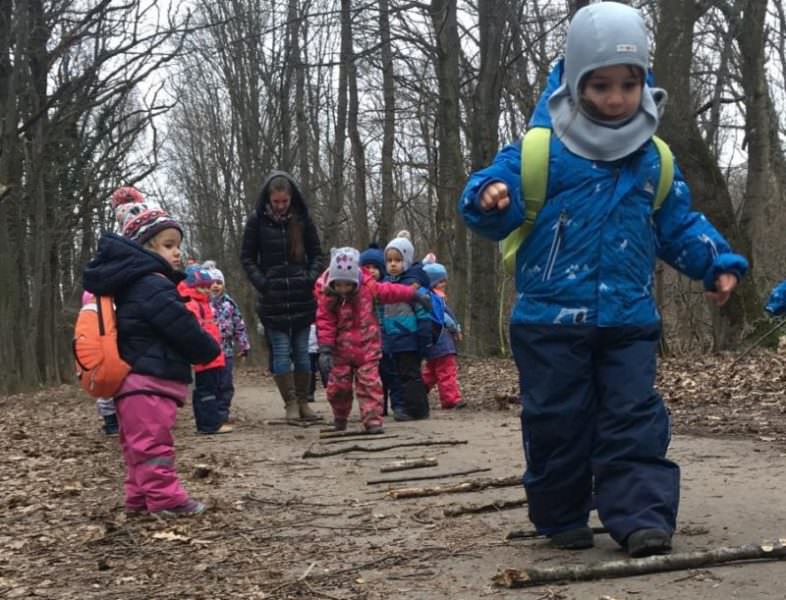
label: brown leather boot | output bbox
[293,371,320,421]
[273,372,300,423]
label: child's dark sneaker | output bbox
[626,528,672,558]
[549,526,594,550]
[156,498,206,517]
[103,414,119,435]
[124,505,146,517]
[333,419,347,431]
[393,411,413,422]
[365,424,385,434]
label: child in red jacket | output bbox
[182,266,231,434]
[316,247,429,433]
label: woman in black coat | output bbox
[240,171,325,422]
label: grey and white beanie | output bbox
[328,247,361,287]
[385,230,415,271]
[547,2,667,161]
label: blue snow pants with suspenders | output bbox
[510,323,680,545]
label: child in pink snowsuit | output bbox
[421,262,465,409]
[82,187,220,516]
[315,247,425,433]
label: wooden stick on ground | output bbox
[493,540,786,588]
[367,467,491,486]
[322,434,399,445]
[443,497,527,517]
[387,475,521,499]
[379,457,438,472]
[266,419,324,428]
[505,526,607,540]
[320,429,394,439]
[302,439,467,459]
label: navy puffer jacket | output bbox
[82,233,220,383]
[240,171,325,333]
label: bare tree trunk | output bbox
[378,0,395,246]
[323,0,351,250]
[734,0,786,297]
[653,0,758,350]
[467,0,505,355]
[348,59,370,249]
[429,0,468,333]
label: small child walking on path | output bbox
[460,2,747,557]
[82,186,221,516]
[204,262,250,423]
[316,247,428,433]
[381,232,434,421]
[421,261,465,409]
[182,266,232,435]
[359,244,400,416]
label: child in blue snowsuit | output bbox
[381,231,433,421]
[460,2,748,557]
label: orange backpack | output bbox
[73,296,131,397]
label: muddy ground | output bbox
[1,353,785,599]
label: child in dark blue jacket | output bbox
[83,187,220,517]
[460,3,747,557]
[381,231,433,421]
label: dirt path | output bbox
[1,377,786,599]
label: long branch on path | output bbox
[322,434,399,445]
[302,439,467,458]
[493,540,786,587]
[387,475,521,499]
[367,467,491,486]
[379,457,438,472]
[443,497,528,517]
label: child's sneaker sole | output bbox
[156,499,206,517]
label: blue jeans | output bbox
[266,326,311,374]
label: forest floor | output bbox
[1,351,786,599]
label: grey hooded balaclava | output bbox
[547,2,667,161]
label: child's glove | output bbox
[318,346,333,373]
[765,281,786,316]
[414,291,432,312]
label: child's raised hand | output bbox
[705,273,738,306]
[480,182,510,211]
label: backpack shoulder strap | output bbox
[521,127,551,220]
[500,127,551,273]
[652,135,674,211]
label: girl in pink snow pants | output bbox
[82,188,221,515]
[315,247,427,433]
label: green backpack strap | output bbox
[652,135,673,210]
[500,127,551,274]
[499,132,673,274]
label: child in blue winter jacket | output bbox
[421,261,465,409]
[460,2,748,558]
[381,231,433,421]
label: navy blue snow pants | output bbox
[510,323,679,546]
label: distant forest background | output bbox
[1,0,785,392]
